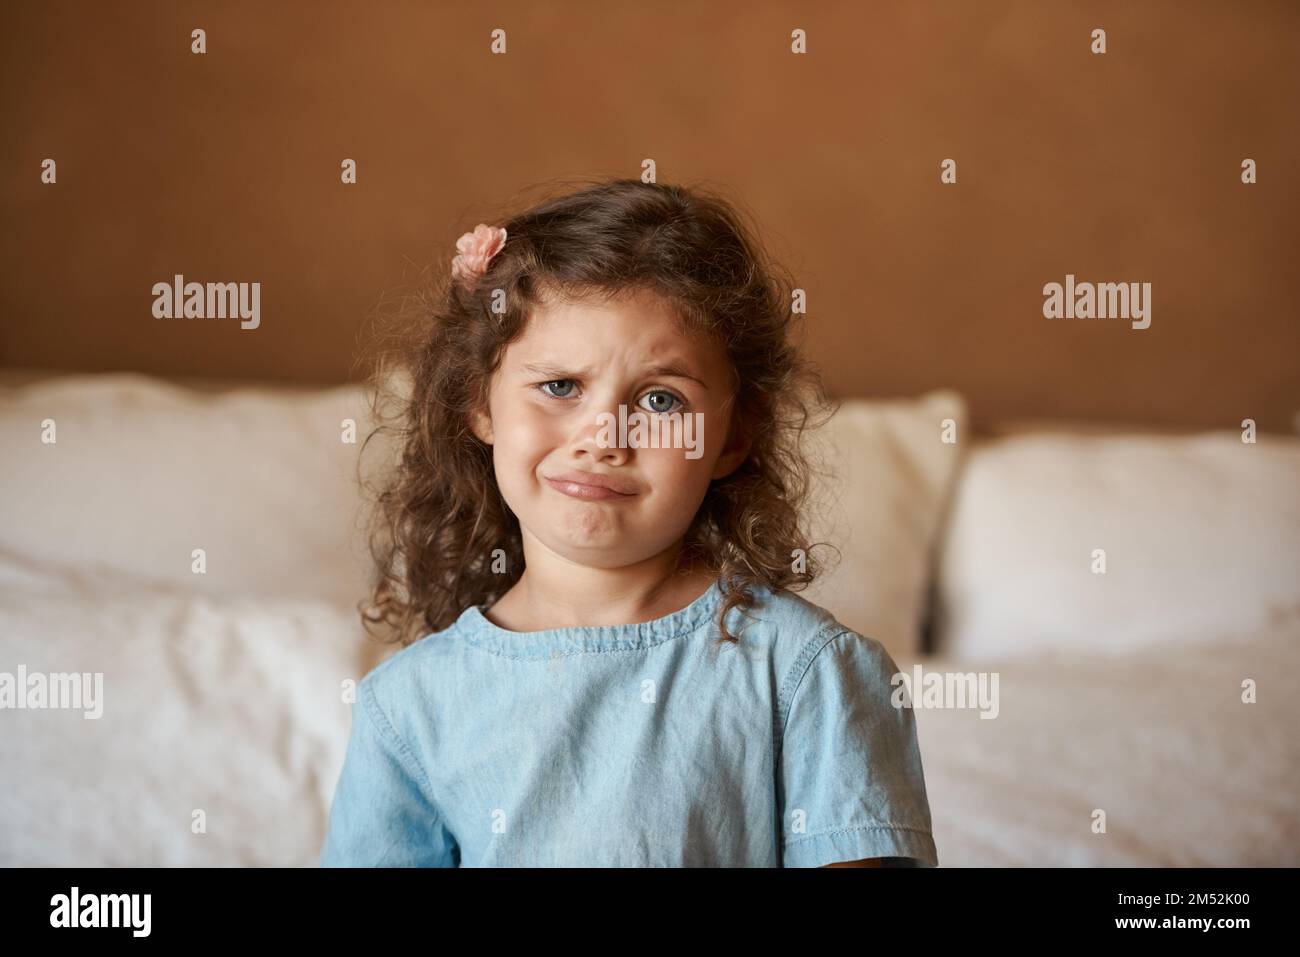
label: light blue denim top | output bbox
[320,578,938,867]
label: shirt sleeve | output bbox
[319,676,459,867]
[777,629,939,868]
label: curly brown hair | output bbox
[355,176,839,649]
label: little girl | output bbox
[320,178,938,868]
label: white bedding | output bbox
[0,552,378,866]
[905,610,1300,866]
[4,549,1296,866]
[3,372,1294,866]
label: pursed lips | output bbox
[544,472,638,501]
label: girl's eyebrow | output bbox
[520,360,710,391]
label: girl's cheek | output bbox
[502,402,563,448]
[644,445,704,478]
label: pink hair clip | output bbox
[451,223,508,283]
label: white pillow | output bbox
[0,372,377,603]
[0,556,376,865]
[799,389,968,662]
[932,429,1300,660]
[0,373,967,661]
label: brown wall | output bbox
[2,0,1297,434]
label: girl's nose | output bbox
[567,398,631,463]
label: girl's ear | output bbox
[470,403,494,445]
[710,411,751,481]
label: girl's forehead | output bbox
[506,286,737,389]
[527,285,677,326]
[518,294,718,353]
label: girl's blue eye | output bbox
[537,380,685,414]
[540,380,576,398]
[638,390,683,415]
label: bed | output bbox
[2,371,1296,865]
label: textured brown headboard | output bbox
[2,2,1296,434]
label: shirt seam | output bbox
[453,616,717,660]
[784,823,934,848]
[360,678,452,831]
[774,628,932,857]
[775,623,854,753]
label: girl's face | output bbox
[471,287,750,571]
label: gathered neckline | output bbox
[455,578,726,658]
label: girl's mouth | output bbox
[544,477,637,501]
